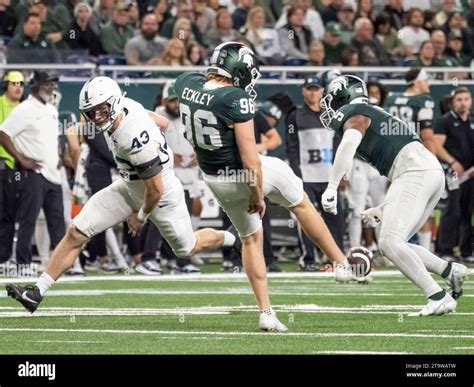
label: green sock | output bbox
[429,290,446,301]
[441,262,452,279]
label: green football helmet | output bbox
[320,74,369,129]
[207,41,261,100]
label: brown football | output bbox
[346,246,373,277]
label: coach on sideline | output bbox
[0,71,25,263]
[0,71,65,273]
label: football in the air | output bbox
[346,246,374,277]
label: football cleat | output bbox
[134,261,162,276]
[6,284,42,313]
[170,263,201,275]
[445,262,469,300]
[408,293,457,316]
[226,225,242,257]
[259,311,288,332]
[334,264,353,282]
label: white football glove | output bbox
[361,206,383,227]
[321,188,338,215]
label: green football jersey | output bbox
[174,72,255,175]
[384,92,435,131]
[330,103,421,177]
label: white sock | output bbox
[417,231,432,251]
[261,307,274,315]
[222,231,236,247]
[408,243,448,276]
[36,272,55,296]
[348,217,362,247]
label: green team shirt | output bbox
[385,92,435,132]
[330,103,421,177]
[174,72,255,175]
[0,95,16,169]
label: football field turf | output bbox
[0,267,472,355]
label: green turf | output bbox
[0,269,472,354]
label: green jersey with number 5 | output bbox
[330,103,421,176]
[174,72,255,175]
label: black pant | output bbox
[437,179,474,257]
[16,172,65,264]
[0,167,17,262]
[300,182,344,263]
[86,166,112,259]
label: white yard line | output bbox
[312,350,412,355]
[28,340,109,344]
[0,327,474,339]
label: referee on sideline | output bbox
[0,71,65,273]
[0,71,25,263]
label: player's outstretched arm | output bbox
[147,110,169,132]
[322,115,369,215]
[234,120,265,218]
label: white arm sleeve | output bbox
[328,129,363,190]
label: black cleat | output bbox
[227,225,242,257]
[6,284,42,313]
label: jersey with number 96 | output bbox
[174,72,255,175]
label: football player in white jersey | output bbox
[6,76,239,313]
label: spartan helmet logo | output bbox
[238,47,255,68]
[329,76,348,95]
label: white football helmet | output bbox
[79,76,125,132]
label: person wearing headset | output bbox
[0,71,25,264]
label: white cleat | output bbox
[334,264,353,283]
[445,263,469,300]
[259,311,288,332]
[408,293,457,316]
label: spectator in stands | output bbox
[350,17,390,66]
[204,8,238,50]
[278,5,314,61]
[411,40,441,67]
[150,0,170,25]
[192,0,215,35]
[0,71,24,264]
[8,12,60,63]
[423,10,436,34]
[128,1,139,28]
[336,3,355,45]
[441,11,471,56]
[374,13,403,62]
[159,37,190,66]
[382,0,404,30]
[52,0,80,33]
[172,17,199,52]
[435,86,474,263]
[124,12,167,65]
[0,71,64,275]
[323,21,346,65]
[355,0,373,21]
[434,0,457,28]
[431,29,448,63]
[232,0,254,30]
[321,0,344,24]
[399,8,430,57]
[100,1,135,55]
[0,0,17,37]
[28,0,68,49]
[341,45,359,66]
[445,30,471,66]
[90,0,115,36]
[275,0,325,42]
[306,40,326,66]
[242,6,284,65]
[160,0,204,46]
[187,41,204,64]
[66,1,104,58]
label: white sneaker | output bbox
[134,261,162,276]
[259,310,288,332]
[334,264,353,283]
[408,293,457,316]
[190,255,205,266]
[445,263,469,300]
[170,263,201,275]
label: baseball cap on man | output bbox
[303,76,322,89]
[4,71,25,84]
[163,80,178,100]
[326,22,342,36]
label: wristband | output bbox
[137,207,150,222]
